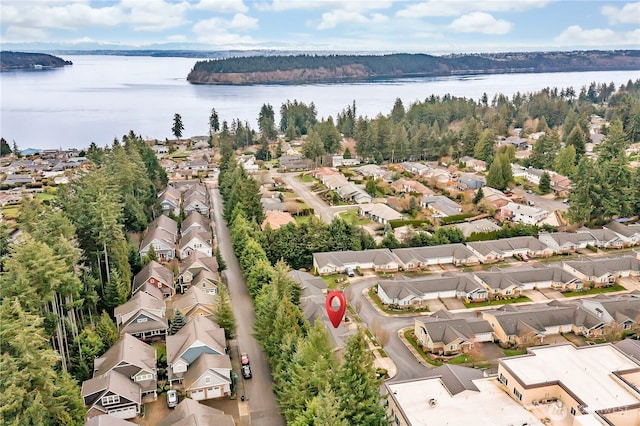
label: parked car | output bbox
[527,200,535,206]
[345,267,355,278]
[242,364,252,379]
[166,390,178,408]
[241,353,250,365]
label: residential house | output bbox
[288,270,353,353]
[180,210,210,236]
[190,269,220,295]
[313,249,399,275]
[604,221,640,246]
[562,255,640,285]
[158,397,236,426]
[84,414,133,426]
[420,195,462,217]
[583,227,625,249]
[424,168,451,186]
[510,164,527,179]
[139,215,178,261]
[158,186,181,216]
[336,183,372,204]
[151,144,169,157]
[172,286,217,319]
[524,167,546,185]
[480,186,511,210]
[177,250,219,293]
[81,371,141,420]
[358,203,404,224]
[414,313,493,355]
[166,315,227,384]
[260,196,284,212]
[279,154,313,171]
[459,156,487,172]
[472,271,522,299]
[261,211,296,230]
[482,303,577,345]
[575,294,640,335]
[321,173,348,190]
[538,231,598,253]
[238,155,259,173]
[456,174,485,190]
[114,286,168,341]
[1,173,33,186]
[499,202,549,225]
[178,229,212,258]
[132,260,175,297]
[376,274,487,306]
[331,154,360,167]
[183,183,209,217]
[466,236,553,263]
[92,333,157,398]
[390,178,434,196]
[392,243,479,270]
[356,164,385,178]
[550,173,571,195]
[501,136,529,150]
[400,162,430,176]
[182,353,232,401]
[451,219,501,238]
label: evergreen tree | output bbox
[334,331,387,425]
[169,309,187,335]
[291,388,349,426]
[0,137,11,156]
[473,187,484,205]
[258,104,277,141]
[214,285,236,339]
[380,232,402,249]
[343,147,352,159]
[215,246,226,271]
[538,171,551,194]
[473,130,495,164]
[553,145,577,176]
[566,126,586,159]
[95,311,119,348]
[0,299,86,426]
[209,108,220,134]
[172,113,184,139]
[486,155,506,190]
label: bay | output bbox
[0,54,637,150]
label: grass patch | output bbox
[151,341,167,361]
[168,151,189,159]
[502,348,527,357]
[464,296,531,308]
[297,174,315,183]
[321,274,348,289]
[378,348,388,358]
[294,215,311,225]
[35,192,56,201]
[1,206,19,220]
[404,329,439,365]
[338,209,370,225]
[563,284,626,297]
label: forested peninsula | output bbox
[0,51,72,71]
[187,50,640,85]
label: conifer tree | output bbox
[214,285,236,339]
[169,309,187,335]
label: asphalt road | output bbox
[209,186,286,426]
[511,187,568,213]
[346,277,433,383]
[282,173,336,223]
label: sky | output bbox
[0,0,639,53]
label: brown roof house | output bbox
[177,250,219,294]
[114,285,168,342]
[171,286,217,319]
[158,397,235,426]
[182,353,232,402]
[132,260,175,298]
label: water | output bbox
[1,55,637,150]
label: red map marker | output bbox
[325,291,347,328]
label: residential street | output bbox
[209,186,286,426]
[282,173,336,223]
[511,187,568,213]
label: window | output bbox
[450,345,455,350]
[205,376,211,385]
[499,373,508,386]
[136,373,153,382]
[570,407,576,416]
[174,364,186,373]
[137,317,148,323]
[102,395,120,405]
[513,388,522,401]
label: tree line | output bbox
[217,141,387,425]
[0,131,168,425]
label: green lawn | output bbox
[338,209,370,225]
[294,215,311,225]
[297,174,315,183]
[464,296,531,308]
[368,288,429,314]
[1,206,19,219]
[502,348,527,357]
[321,274,348,289]
[36,193,56,201]
[563,284,626,297]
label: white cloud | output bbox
[192,15,257,47]
[268,0,392,12]
[166,34,188,42]
[4,26,49,41]
[196,0,248,13]
[601,2,640,25]
[317,10,389,30]
[449,12,512,34]
[120,0,191,31]
[397,0,551,18]
[555,25,640,47]
[0,1,125,30]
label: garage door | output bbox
[206,387,222,399]
[190,389,205,401]
[108,406,137,419]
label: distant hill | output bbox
[0,51,72,71]
[187,50,640,85]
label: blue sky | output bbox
[1,0,639,53]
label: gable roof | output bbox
[172,286,217,316]
[359,203,405,221]
[81,370,140,404]
[313,248,397,269]
[604,221,640,239]
[158,398,235,426]
[490,303,577,336]
[166,315,225,365]
[181,211,210,233]
[182,353,232,390]
[378,274,483,300]
[114,290,165,320]
[422,364,484,395]
[179,250,219,276]
[466,236,550,256]
[179,229,211,250]
[140,227,176,252]
[149,214,178,236]
[132,260,174,294]
[564,256,640,278]
[84,414,133,426]
[420,195,461,216]
[392,243,476,264]
[93,333,156,377]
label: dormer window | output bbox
[102,395,120,405]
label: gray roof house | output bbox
[474,265,583,293]
[178,229,212,259]
[182,353,232,401]
[139,215,178,261]
[92,333,157,397]
[562,255,640,284]
[358,203,404,224]
[538,231,598,253]
[604,221,640,246]
[171,286,217,319]
[158,398,236,426]
[279,154,313,171]
[582,227,625,249]
[178,250,219,293]
[132,260,175,297]
[84,414,133,426]
[313,249,399,275]
[180,210,210,236]
[377,274,487,306]
[420,195,462,217]
[392,243,479,270]
[81,370,141,420]
[466,236,553,263]
[113,287,168,342]
[166,315,227,384]
[158,186,181,216]
[414,313,493,355]
[336,183,372,204]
